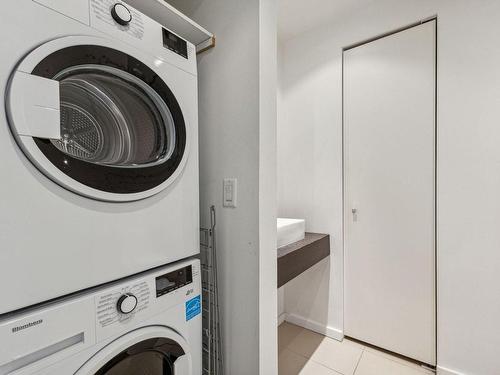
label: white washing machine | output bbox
[0,258,202,375]
[1,0,199,314]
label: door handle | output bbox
[352,205,358,222]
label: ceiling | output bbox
[278,0,370,41]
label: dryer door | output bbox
[6,36,188,202]
[76,326,192,375]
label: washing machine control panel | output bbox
[93,260,200,343]
[96,280,150,328]
[111,3,132,26]
[117,293,138,314]
[155,265,193,297]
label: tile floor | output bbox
[279,322,435,375]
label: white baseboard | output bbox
[278,313,287,326]
[437,365,466,375]
[285,313,344,341]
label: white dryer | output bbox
[1,0,199,314]
[0,258,202,375]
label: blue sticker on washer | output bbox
[186,295,201,321]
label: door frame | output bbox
[341,17,438,365]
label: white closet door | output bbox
[344,20,436,365]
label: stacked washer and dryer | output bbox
[0,0,201,374]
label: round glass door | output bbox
[95,337,185,375]
[8,42,188,200]
[53,65,176,168]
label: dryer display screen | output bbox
[155,265,193,297]
[162,28,188,59]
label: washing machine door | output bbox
[6,36,188,202]
[76,326,192,375]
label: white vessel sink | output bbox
[277,218,305,248]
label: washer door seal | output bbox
[94,337,183,374]
[75,326,192,375]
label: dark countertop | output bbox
[277,232,330,288]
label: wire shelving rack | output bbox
[200,205,224,375]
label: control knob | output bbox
[117,293,138,314]
[111,3,132,26]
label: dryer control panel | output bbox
[32,0,197,75]
[90,0,196,75]
[91,0,146,41]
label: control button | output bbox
[117,293,138,314]
[111,3,132,26]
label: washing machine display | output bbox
[156,264,193,297]
[7,42,188,201]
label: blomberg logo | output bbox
[11,319,43,333]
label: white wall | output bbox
[277,1,500,374]
[167,1,277,373]
[259,0,278,374]
[277,42,286,325]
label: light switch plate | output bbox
[223,178,237,208]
